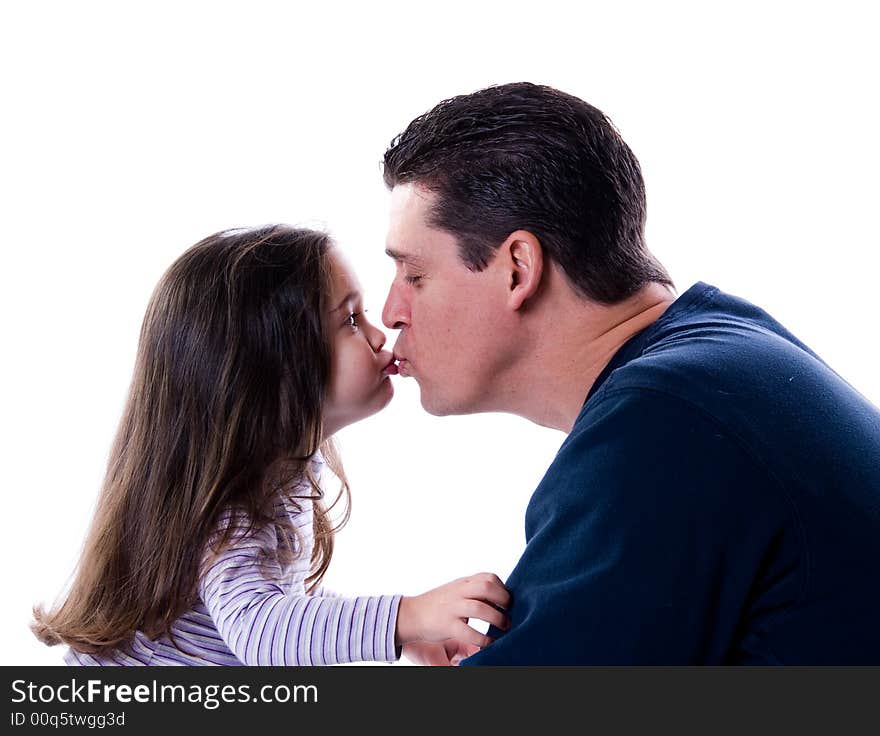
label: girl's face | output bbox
[322,249,397,437]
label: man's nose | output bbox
[382,283,409,331]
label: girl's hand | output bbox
[402,639,481,666]
[395,573,512,649]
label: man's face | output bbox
[382,183,514,415]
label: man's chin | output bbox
[418,387,468,417]
[417,388,444,416]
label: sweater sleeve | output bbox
[463,388,803,665]
[198,513,401,665]
[310,586,340,598]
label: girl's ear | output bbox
[502,230,544,311]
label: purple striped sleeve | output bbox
[198,504,402,665]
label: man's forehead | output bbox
[389,181,434,214]
[388,183,434,231]
[386,185,442,259]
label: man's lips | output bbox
[392,349,410,376]
[396,358,410,377]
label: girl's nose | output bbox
[368,322,386,352]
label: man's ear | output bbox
[502,230,544,311]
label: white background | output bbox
[2,1,877,665]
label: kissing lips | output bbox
[392,348,410,377]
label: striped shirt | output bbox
[64,467,402,666]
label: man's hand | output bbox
[395,572,511,648]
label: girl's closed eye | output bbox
[404,274,423,286]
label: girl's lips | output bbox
[381,361,399,376]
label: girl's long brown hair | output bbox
[32,225,350,654]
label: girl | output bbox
[32,225,510,666]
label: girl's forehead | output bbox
[327,249,362,304]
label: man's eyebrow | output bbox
[330,290,361,313]
[385,247,425,267]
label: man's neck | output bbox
[499,280,676,432]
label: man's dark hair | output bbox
[383,82,673,304]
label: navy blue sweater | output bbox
[463,282,880,665]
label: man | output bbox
[380,82,880,664]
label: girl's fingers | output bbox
[462,574,512,609]
[412,642,452,666]
[444,639,480,662]
[461,600,510,631]
[454,621,493,650]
